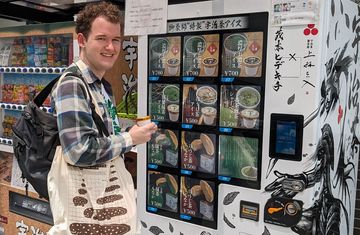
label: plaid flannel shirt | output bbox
[50,60,133,166]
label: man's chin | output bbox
[100,62,116,71]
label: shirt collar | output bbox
[73,59,113,96]
[74,59,101,85]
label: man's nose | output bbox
[105,41,116,50]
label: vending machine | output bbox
[136,0,360,234]
[0,22,76,235]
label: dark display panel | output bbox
[180,176,216,222]
[181,131,216,174]
[220,85,261,129]
[218,135,259,181]
[149,36,181,77]
[269,113,304,161]
[146,12,269,229]
[182,84,218,126]
[149,83,180,122]
[147,171,179,213]
[222,32,264,77]
[148,128,179,168]
[183,34,220,77]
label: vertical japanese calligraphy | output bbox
[121,36,138,95]
[16,220,45,235]
[273,27,284,92]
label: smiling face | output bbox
[78,16,121,78]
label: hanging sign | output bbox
[125,0,168,35]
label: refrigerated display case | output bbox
[136,0,360,234]
[0,21,76,235]
[143,11,268,230]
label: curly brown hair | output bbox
[75,2,121,39]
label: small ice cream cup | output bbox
[136,116,151,126]
[167,104,179,122]
[243,56,261,76]
[202,57,218,76]
[240,109,259,128]
[201,107,217,125]
[166,58,180,76]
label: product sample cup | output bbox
[136,116,151,126]
[166,58,180,76]
[244,56,261,76]
[201,107,217,125]
[240,109,259,128]
[167,104,179,122]
[202,58,218,76]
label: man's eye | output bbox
[112,39,121,44]
[97,37,106,41]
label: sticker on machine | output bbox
[271,0,319,26]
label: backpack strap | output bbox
[34,71,110,137]
[33,75,61,107]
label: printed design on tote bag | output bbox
[83,207,128,221]
[69,223,130,235]
[69,163,130,234]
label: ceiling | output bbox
[0,0,209,23]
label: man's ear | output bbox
[77,33,86,48]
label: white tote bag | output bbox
[47,149,138,235]
[47,74,139,234]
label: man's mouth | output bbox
[101,53,114,57]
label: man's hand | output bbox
[128,122,157,145]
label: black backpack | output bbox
[12,72,109,200]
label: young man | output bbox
[48,2,156,234]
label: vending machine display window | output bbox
[181,131,216,174]
[149,83,180,122]
[220,85,261,129]
[149,36,182,77]
[269,113,304,161]
[180,176,216,223]
[148,128,179,168]
[183,34,220,77]
[222,32,264,77]
[218,135,259,182]
[147,171,179,213]
[182,84,218,126]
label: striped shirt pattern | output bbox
[50,60,133,166]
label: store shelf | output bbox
[0,102,51,113]
[0,144,14,153]
[0,137,14,153]
[0,67,66,74]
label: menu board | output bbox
[149,83,180,122]
[146,12,268,229]
[181,131,216,174]
[220,85,261,129]
[180,177,216,221]
[222,32,264,77]
[218,135,259,181]
[182,84,218,126]
[148,171,179,213]
[149,36,181,76]
[183,34,220,77]
[148,128,179,167]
